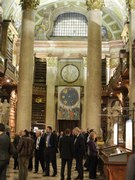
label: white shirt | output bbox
[36,136,41,150]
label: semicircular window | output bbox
[52,12,88,37]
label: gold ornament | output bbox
[20,0,40,10]
[86,0,104,10]
[126,0,135,11]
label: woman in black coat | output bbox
[87,131,98,179]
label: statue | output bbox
[2,99,10,125]
[111,100,122,119]
[106,100,123,145]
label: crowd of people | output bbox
[1,122,134,180]
[0,123,100,180]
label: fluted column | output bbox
[16,0,39,131]
[86,0,104,135]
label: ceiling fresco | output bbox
[0,0,128,40]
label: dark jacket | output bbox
[35,136,45,152]
[59,135,74,159]
[88,139,98,156]
[17,136,34,157]
[0,132,10,160]
[74,134,85,158]
[44,133,58,152]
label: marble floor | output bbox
[6,157,104,180]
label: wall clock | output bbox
[61,64,80,83]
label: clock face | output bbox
[61,64,80,83]
[60,87,79,106]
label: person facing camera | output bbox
[0,123,10,180]
[87,131,98,180]
[43,126,58,177]
[34,130,45,174]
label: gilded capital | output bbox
[126,0,135,10]
[20,0,40,10]
[46,57,58,67]
[86,0,104,10]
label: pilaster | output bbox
[46,57,58,129]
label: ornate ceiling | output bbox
[0,0,128,40]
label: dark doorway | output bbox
[58,120,80,132]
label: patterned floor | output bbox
[7,157,104,180]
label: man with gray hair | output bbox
[34,130,45,173]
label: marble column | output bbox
[81,57,87,130]
[46,57,58,129]
[127,1,135,146]
[16,0,39,131]
[128,2,135,109]
[0,1,3,21]
[86,0,104,135]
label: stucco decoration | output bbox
[20,0,40,10]
[86,0,104,10]
[1,0,127,40]
[126,0,135,11]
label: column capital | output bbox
[86,0,104,10]
[126,0,135,11]
[83,57,87,67]
[20,0,40,10]
[46,57,58,67]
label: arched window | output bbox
[52,12,108,39]
[52,12,88,37]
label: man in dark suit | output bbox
[73,127,85,180]
[43,126,57,177]
[59,129,74,180]
[34,130,45,173]
[0,123,10,180]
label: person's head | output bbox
[46,126,52,133]
[90,129,94,133]
[60,131,64,136]
[86,128,90,133]
[89,131,96,140]
[73,127,81,136]
[23,129,29,137]
[0,123,5,132]
[36,130,41,137]
[19,130,23,137]
[64,129,70,136]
